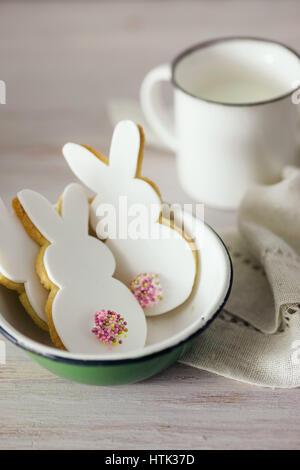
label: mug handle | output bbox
[140,64,177,152]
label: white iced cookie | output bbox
[63,120,196,316]
[0,197,48,330]
[15,183,147,354]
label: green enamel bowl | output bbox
[0,213,232,385]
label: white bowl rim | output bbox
[0,219,232,365]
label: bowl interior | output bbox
[0,213,231,361]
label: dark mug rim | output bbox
[171,36,300,107]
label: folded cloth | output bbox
[180,167,300,388]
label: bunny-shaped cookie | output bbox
[0,197,48,330]
[14,183,147,354]
[63,121,196,316]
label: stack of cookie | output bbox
[0,121,197,355]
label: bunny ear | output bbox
[60,183,89,235]
[0,197,32,282]
[17,190,63,243]
[109,120,144,178]
[63,143,107,193]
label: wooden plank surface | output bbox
[0,0,300,451]
[2,338,300,450]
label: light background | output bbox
[1,0,300,152]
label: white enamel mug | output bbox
[140,37,300,209]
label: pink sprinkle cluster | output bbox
[130,273,163,309]
[92,310,128,346]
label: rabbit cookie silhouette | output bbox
[63,121,197,316]
[14,183,147,354]
[0,197,48,330]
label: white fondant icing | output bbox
[0,197,48,322]
[18,183,147,354]
[106,224,196,316]
[63,120,196,316]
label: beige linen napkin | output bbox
[180,167,300,388]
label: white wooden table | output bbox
[0,0,299,450]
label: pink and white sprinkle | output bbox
[130,273,163,309]
[92,309,128,346]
